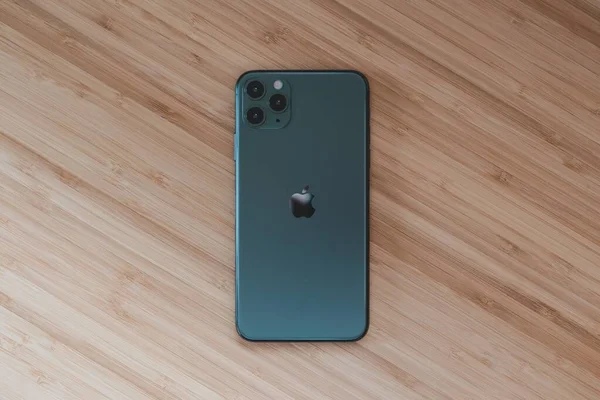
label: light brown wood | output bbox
[1,0,599,398]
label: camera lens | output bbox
[269,94,287,112]
[246,80,265,99]
[246,107,265,125]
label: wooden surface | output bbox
[1,0,599,399]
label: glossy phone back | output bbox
[235,70,369,341]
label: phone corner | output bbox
[343,312,370,341]
[235,70,260,93]
[235,319,259,342]
[345,70,370,93]
[346,322,370,342]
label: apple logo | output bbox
[290,185,315,218]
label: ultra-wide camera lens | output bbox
[246,107,265,125]
[269,94,287,112]
[246,80,265,99]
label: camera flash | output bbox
[273,80,283,90]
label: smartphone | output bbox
[235,70,369,341]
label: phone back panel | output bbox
[235,71,369,341]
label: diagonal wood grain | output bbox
[1,0,599,399]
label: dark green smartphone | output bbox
[235,70,369,341]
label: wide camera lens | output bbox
[269,94,287,112]
[246,80,265,99]
[246,107,265,125]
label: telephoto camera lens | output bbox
[246,107,265,125]
[246,80,265,99]
[269,94,287,112]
